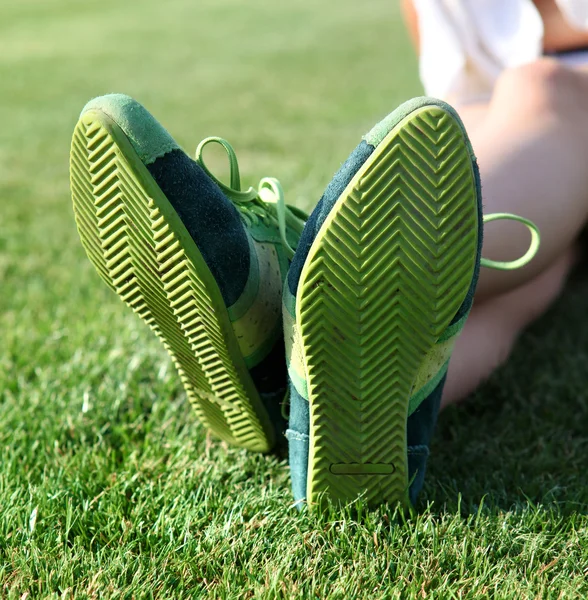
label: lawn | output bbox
[1,0,588,597]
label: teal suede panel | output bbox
[286,383,310,505]
[82,94,180,165]
[407,374,446,505]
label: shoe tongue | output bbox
[82,94,181,166]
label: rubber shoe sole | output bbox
[70,110,275,452]
[297,105,478,507]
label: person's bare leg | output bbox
[454,59,588,302]
[434,60,588,406]
[442,246,578,408]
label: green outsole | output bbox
[298,106,478,508]
[70,110,275,452]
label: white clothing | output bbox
[414,0,588,104]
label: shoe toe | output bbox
[81,93,180,166]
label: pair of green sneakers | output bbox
[70,94,539,510]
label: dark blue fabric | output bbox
[406,374,446,505]
[286,383,311,504]
[249,338,288,451]
[287,141,375,296]
[147,150,249,307]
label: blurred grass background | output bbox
[1,0,588,597]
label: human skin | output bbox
[400,0,588,406]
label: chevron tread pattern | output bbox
[70,115,272,452]
[299,107,478,507]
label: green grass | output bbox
[1,0,588,597]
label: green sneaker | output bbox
[284,97,540,508]
[70,94,306,452]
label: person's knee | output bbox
[493,59,585,122]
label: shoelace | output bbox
[195,137,306,259]
[481,213,540,270]
[196,137,540,270]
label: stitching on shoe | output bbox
[285,429,309,442]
